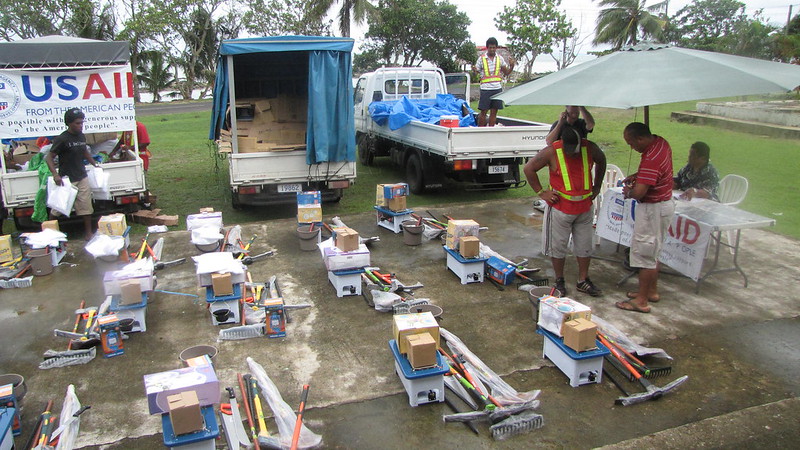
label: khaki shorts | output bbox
[630,200,675,269]
[541,205,595,259]
[51,177,93,217]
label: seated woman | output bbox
[674,141,720,201]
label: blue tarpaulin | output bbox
[209,36,355,164]
[368,94,476,130]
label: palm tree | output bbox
[137,50,175,103]
[593,0,668,50]
[308,0,376,37]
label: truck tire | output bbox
[406,153,425,194]
[357,134,375,166]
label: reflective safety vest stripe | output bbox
[481,56,502,83]
[554,144,592,201]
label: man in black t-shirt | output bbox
[545,105,595,145]
[45,108,100,240]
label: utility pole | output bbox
[787,5,795,35]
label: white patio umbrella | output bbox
[495,42,800,124]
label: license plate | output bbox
[277,183,302,193]
[488,165,508,174]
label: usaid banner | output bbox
[0,65,135,138]
[596,188,712,281]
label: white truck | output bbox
[0,36,147,231]
[209,36,357,207]
[354,67,551,193]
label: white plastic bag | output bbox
[86,166,105,189]
[47,176,78,217]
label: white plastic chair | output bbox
[717,174,749,254]
[593,164,625,245]
[718,174,748,206]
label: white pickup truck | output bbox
[0,36,147,231]
[354,67,550,193]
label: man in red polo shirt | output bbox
[524,124,607,297]
[618,122,675,313]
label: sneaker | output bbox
[554,277,567,297]
[576,277,603,297]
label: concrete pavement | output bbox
[1,197,798,448]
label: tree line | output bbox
[1,0,796,102]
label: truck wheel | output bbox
[406,154,425,194]
[13,214,39,232]
[357,135,375,166]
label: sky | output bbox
[348,0,797,71]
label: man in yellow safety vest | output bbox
[472,37,515,127]
[523,125,607,297]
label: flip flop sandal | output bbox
[626,292,660,303]
[615,300,651,314]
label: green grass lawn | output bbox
[140,98,798,239]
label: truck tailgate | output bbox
[229,151,356,185]
[0,171,39,207]
[0,160,145,208]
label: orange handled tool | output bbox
[290,384,310,450]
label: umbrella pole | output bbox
[644,105,649,127]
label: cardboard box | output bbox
[41,220,60,232]
[254,98,271,112]
[97,213,127,236]
[297,205,322,224]
[0,235,13,263]
[143,364,219,415]
[103,270,154,295]
[537,296,592,337]
[167,390,205,436]
[387,196,407,212]
[323,244,370,271]
[562,318,598,352]
[335,227,360,252]
[383,183,409,199]
[197,268,246,287]
[237,136,258,153]
[297,191,321,207]
[119,279,143,305]
[459,236,480,259]
[445,219,480,250]
[405,332,437,369]
[211,272,233,297]
[486,256,515,285]
[184,355,213,367]
[199,207,214,213]
[393,312,439,354]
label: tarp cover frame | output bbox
[0,35,130,69]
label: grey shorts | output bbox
[630,200,675,269]
[51,177,93,217]
[478,88,504,111]
[542,205,595,259]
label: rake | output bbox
[218,323,265,341]
[598,334,688,406]
[39,348,96,369]
[599,332,672,379]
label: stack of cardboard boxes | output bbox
[144,361,220,445]
[376,183,409,212]
[217,96,308,154]
[537,296,606,387]
[390,312,449,406]
[445,219,480,258]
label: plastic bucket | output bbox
[440,115,459,128]
[28,248,53,276]
[401,220,423,246]
[179,345,218,365]
[528,286,562,322]
[0,373,27,403]
[297,226,320,251]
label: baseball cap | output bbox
[561,125,581,154]
[64,108,85,124]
